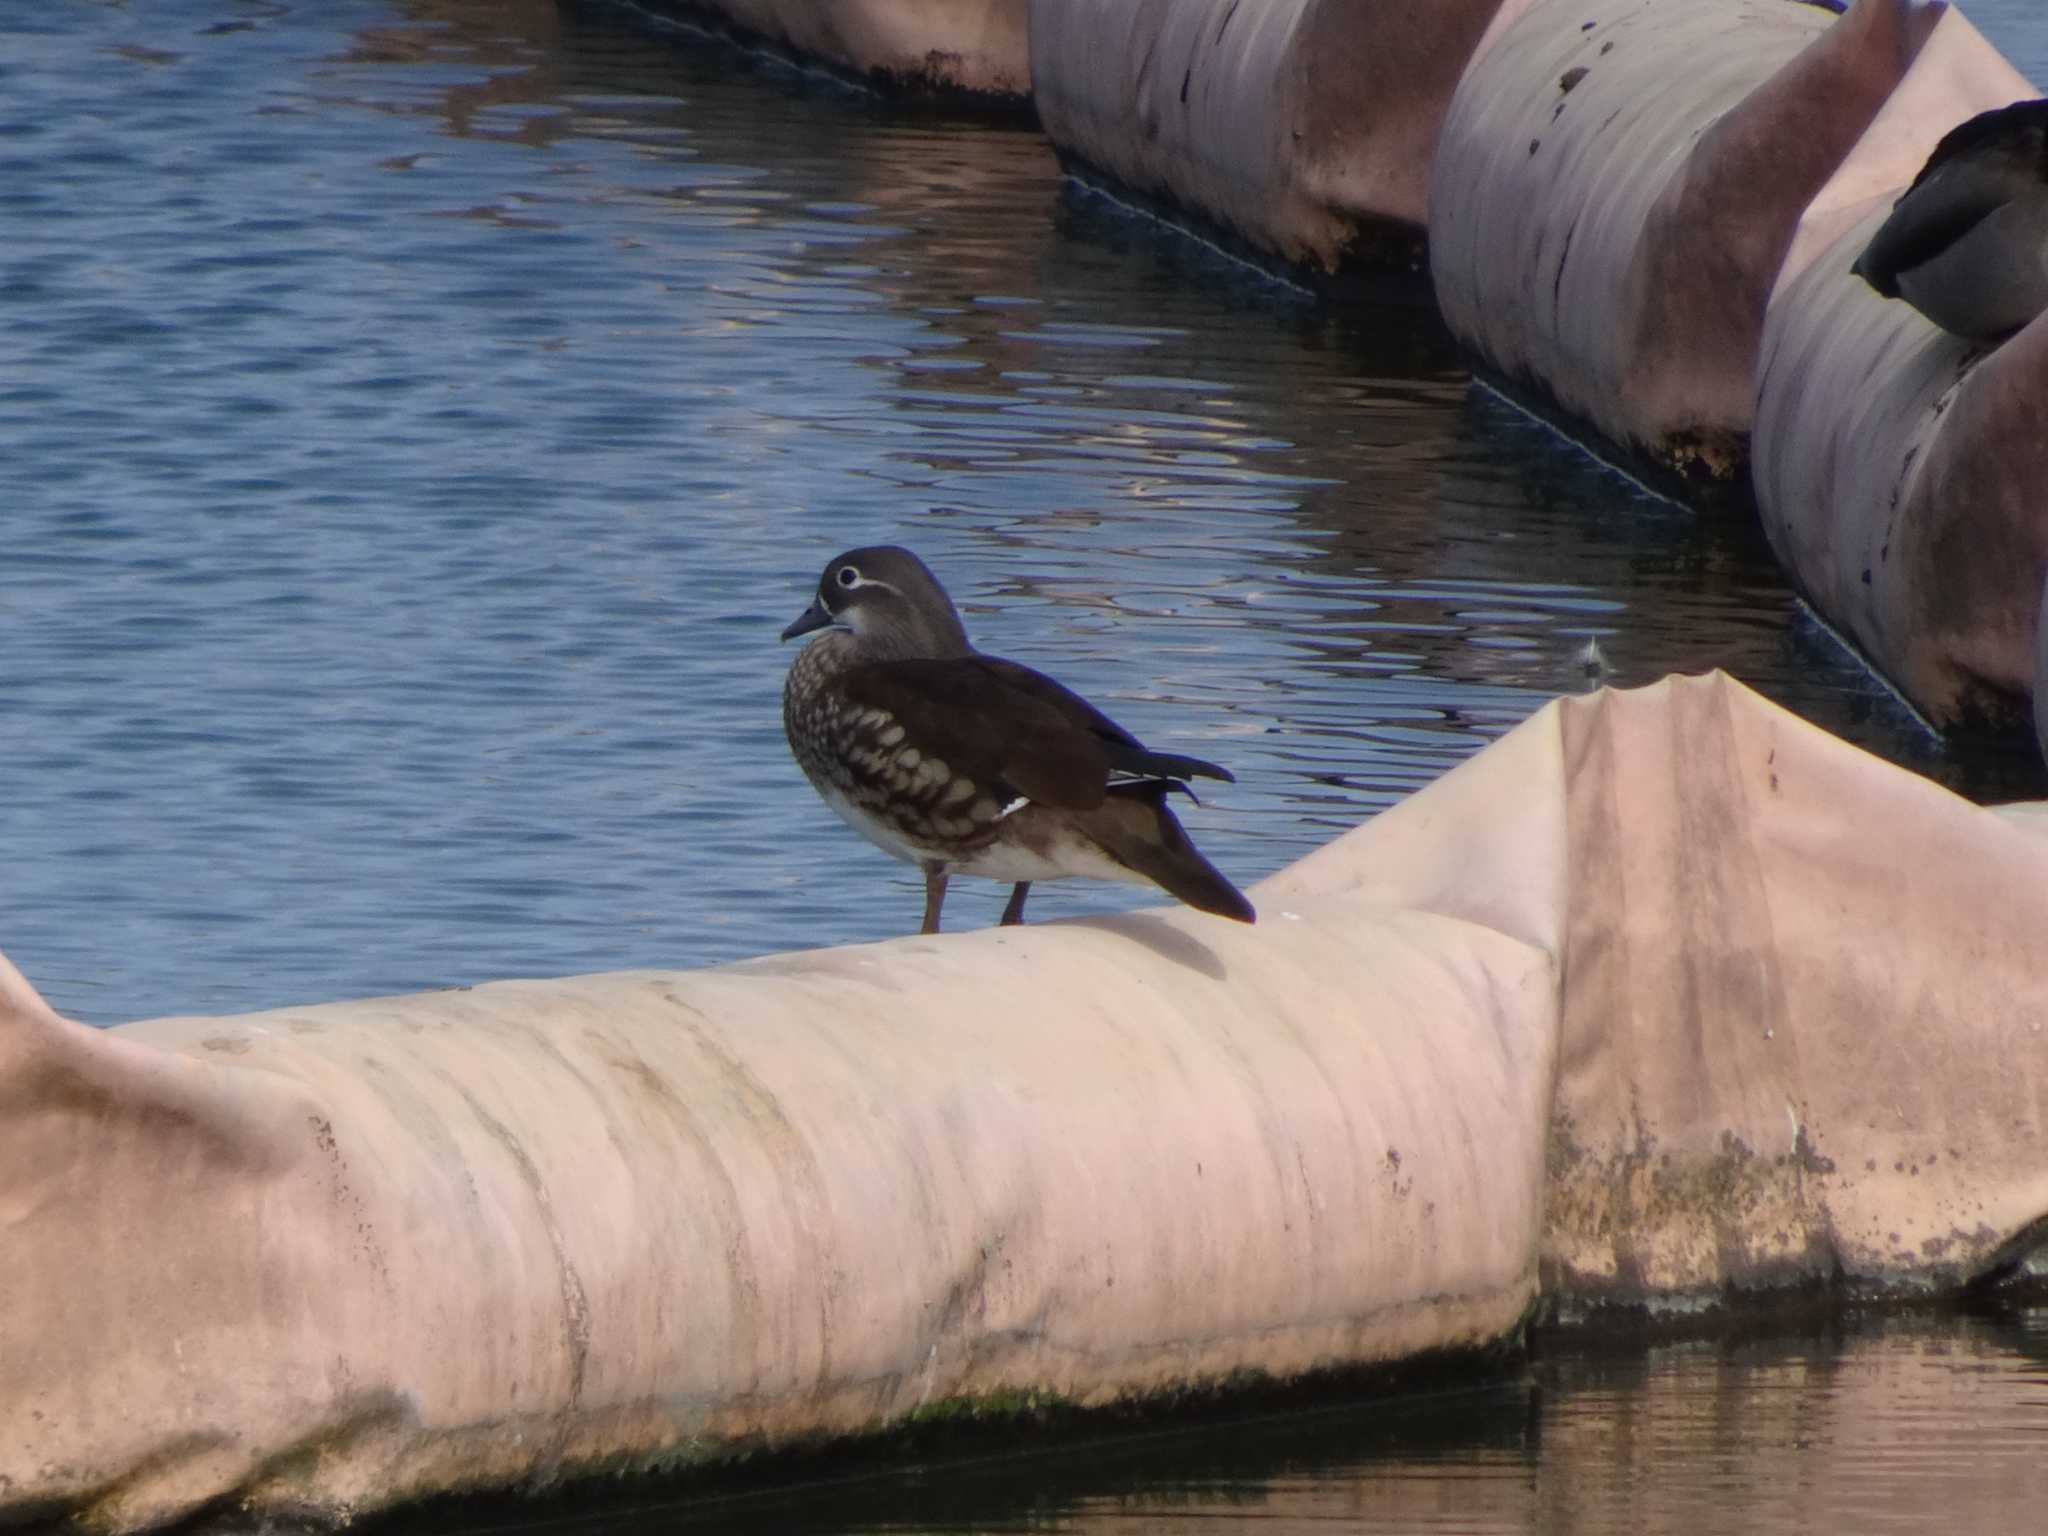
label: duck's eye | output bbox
[836,566,859,588]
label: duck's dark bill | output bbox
[781,599,832,641]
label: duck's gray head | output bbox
[780,545,972,659]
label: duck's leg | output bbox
[1000,882,1031,926]
[920,863,949,935]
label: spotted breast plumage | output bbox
[781,545,1256,935]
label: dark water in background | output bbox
[8,5,2048,1530]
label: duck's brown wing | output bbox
[968,656,1237,786]
[836,654,1234,813]
[835,657,1112,810]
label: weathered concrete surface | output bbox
[1545,674,2048,1296]
[667,0,1031,97]
[1029,0,1514,270]
[1753,9,2039,727]
[8,674,2048,1530]
[1430,0,1928,476]
[1756,226,2048,727]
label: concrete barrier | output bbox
[9,674,2048,1529]
[1756,226,2048,728]
[1428,0,1944,476]
[1753,6,2040,728]
[3,857,1557,1527]
[1540,673,2048,1298]
[1030,0,1515,269]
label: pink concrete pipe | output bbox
[1030,0,1515,269]
[1755,4,2038,729]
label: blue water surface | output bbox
[3,0,2043,1024]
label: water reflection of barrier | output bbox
[617,0,1034,97]
[10,675,2048,1530]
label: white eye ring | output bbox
[836,566,859,588]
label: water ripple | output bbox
[1,0,2041,1026]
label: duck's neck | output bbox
[841,618,971,666]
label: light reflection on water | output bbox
[2,0,2041,1021]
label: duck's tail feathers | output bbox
[1106,744,1236,786]
[1091,783,1256,923]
